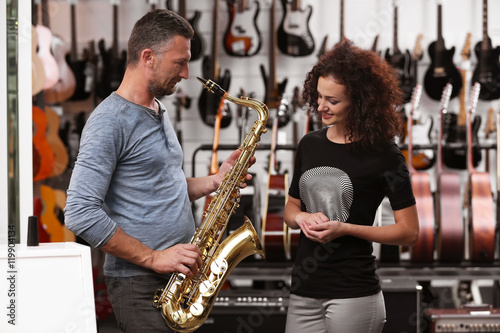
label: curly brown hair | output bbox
[303,40,404,151]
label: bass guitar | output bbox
[97,0,127,100]
[166,0,205,61]
[384,0,415,103]
[435,83,464,263]
[198,0,232,128]
[224,0,261,57]
[261,0,290,129]
[408,84,435,263]
[423,1,462,101]
[277,0,315,57]
[472,0,500,101]
[443,33,482,169]
[465,83,495,262]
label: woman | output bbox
[283,40,419,333]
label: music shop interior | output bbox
[1,0,500,332]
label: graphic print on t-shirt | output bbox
[299,166,353,222]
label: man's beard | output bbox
[147,79,175,98]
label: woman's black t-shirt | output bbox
[288,127,416,299]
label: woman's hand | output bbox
[299,213,344,243]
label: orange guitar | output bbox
[32,104,55,182]
[44,106,69,178]
[435,83,464,263]
[408,84,435,263]
[39,184,65,242]
[466,83,495,262]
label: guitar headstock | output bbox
[439,83,453,115]
[409,84,423,118]
[411,34,424,61]
[461,33,472,61]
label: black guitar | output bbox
[384,0,415,103]
[97,0,127,100]
[166,0,205,62]
[472,0,500,101]
[423,2,462,101]
[197,0,232,128]
[261,0,290,129]
[277,0,315,57]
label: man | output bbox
[65,9,250,332]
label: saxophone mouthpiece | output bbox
[197,77,226,98]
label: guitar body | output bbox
[385,49,415,103]
[32,106,55,182]
[188,11,205,61]
[198,62,232,128]
[67,55,92,101]
[44,35,77,104]
[436,172,464,262]
[36,24,60,90]
[442,113,482,169]
[409,172,435,263]
[423,42,462,101]
[45,106,69,178]
[33,197,51,243]
[472,40,500,101]
[97,39,127,99]
[40,184,66,242]
[262,174,289,261]
[277,0,314,57]
[32,26,46,95]
[260,65,290,129]
[468,173,496,262]
[224,0,262,57]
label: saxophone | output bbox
[153,77,268,332]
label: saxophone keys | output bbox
[190,302,204,317]
[210,259,228,275]
[199,280,216,296]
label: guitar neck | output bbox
[457,69,467,126]
[339,0,345,42]
[179,0,186,18]
[41,0,50,27]
[269,0,278,94]
[209,97,225,175]
[211,0,220,79]
[481,0,489,51]
[112,4,119,59]
[393,5,399,54]
[436,4,444,50]
[70,4,78,60]
[466,83,480,172]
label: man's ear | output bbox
[141,49,155,67]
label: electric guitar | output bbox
[198,0,232,128]
[166,0,205,61]
[261,0,290,129]
[173,88,191,148]
[277,0,315,57]
[408,84,435,263]
[443,33,482,169]
[384,0,415,103]
[97,0,127,100]
[472,0,500,101]
[224,0,262,57]
[435,83,464,263]
[465,83,495,262]
[423,1,462,101]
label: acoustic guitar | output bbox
[31,25,46,96]
[97,0,127,100]
[384,0,415,103]
[39,184,66,242]
[465,83,495,262]
[166,0,205,62]
[407,84,435,263]
[32,100,55,182]
[496,104,500,260]
[224,0,262,57]
[443,33,482,169]
[423,1,462,101]
[261,109,290,261]
[277,0,315,57]
[435,83,464,263]
[44,106,69,178]
[197,0,232,128]
[42,0,76,104]
[472,0,500,101]
[260,0,290,129]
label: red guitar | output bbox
[224,0,262,57]
[466,83,495,262]
[435,83,464,263]
[408,84,435,263]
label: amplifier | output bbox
[195,289,289,333]
[425,305,500,332]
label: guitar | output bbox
[496,104,500,261]
[384,0,415,103]
[44,106,69,178]
[223,0,262,57]
[465,83,495,262]
[277,0,315,57]
[408,84,435,263]
[67,0,95,101]
[435,83,464,263]
[197,0,232,128]
[40,184,66,242]
[399,109,435,171]
[97,0,127,100]
[423,1,462,101]
[472,0,500,101]
[173,88,191,148]
[166,0,205,61]
[261,0,290,129]
[33,0,60,91]
[32,98,55,182]
[42,0,76,104]
[261,109,290,261]
[33,196,51,243]
[443,33,482,170]
[31,25,46,95]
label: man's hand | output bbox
[151,244,203,277]
[214,149,256,189]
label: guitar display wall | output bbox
[35,0,500,264]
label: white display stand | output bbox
[0,242,97,333]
